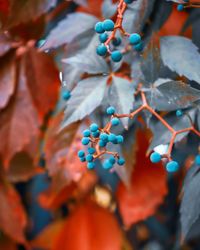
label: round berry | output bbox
[176,109,183,117]
[62,90,71,101]
[108,133,117,143]
[116,135,124,144]
[150,152,161,163]
[109,156,116,164]
[133,42,143,52]
[103,160,113,169]
[92,131,100,138]
[86,154,93,162]
[111,51,123,62]
[177,4,184,11]
[80,157,86,162]
[95,22,105,33]
[83,129,90,137]
[88,147,95,154]
[90,123,99,132]
[99,33,108,43]
[118,158,125,166]
[112,37,121,46]
[166,161,179,172]
[82,137,90,145]
[102,19,115,31]
[100,133,108,141]
[129,33,141,45]
[124,0,134,3]
[96,44,107,56]
[99,140,107,147]
[87,162,95,169]
[78,150,85,158]
[195,155,200,165]
[111,117,120,126]
[106,106,115,115]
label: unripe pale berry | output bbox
[111,51,123,62]
[95,22,105,33]
[166,161,179,172]
[150,152,161,163]
[129,33,141,45]
[103,19,115,31]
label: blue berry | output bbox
[103,159,113,169]
[109,156,116,164]
[124,0,134,3]
[150,152,161,163]
[90,123,99,132]
[177,4,184,11]
[99,140,107,147]
[118,158,125,166]
[112,37,121,46]
[111,117,120,126]
[102,19,115,31]
[108,133,117,143]
[129,33,141,45]
[106,106,115,115]
[88,147,95,154]
[62,90,71,101]
[80,157,86,162]
[92,131,100,138]
[96,44,107,56]
[87,162,95,169]
[111,51,122,62]
[99,33,108,43]
[176,109,183,117]
[133,42,143,52]
[82,137,90,145]
[83,129,90,137]
[95,22,105,33]
[116,135,124,144]
[86,154,93,162]
[195,155,200,165]
[100,133,108,141]
[78,150,85,158]
[166,161,179,172]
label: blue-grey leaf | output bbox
[102,0,117,19]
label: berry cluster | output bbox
[77,107,125,170]
[95,0,143,62]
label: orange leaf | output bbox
[52,200,123,250]
[77,0,103,18]
[116,130,168,227]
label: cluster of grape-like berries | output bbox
[95,18,143,62]
[177,0,189,11]
[77,107,125,170]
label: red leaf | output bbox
[116,130,168,227]
[0,181,27,244]
[52,200,123,250]
[0,235,18,250]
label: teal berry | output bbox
[134,42,143,52]
[78,150,85,158]
[87,162,95,169]
[88,147,95,154]
[150,152,161,163]
[166,161,179,172]
[195,155,200,165]
[108,133,117,143]
[102,19,115,31]
[116,135,124,144]
[90,123,99,132]
[96,44,107,56]
[106,106,115,115]
[103,159,113,169]
[86,154,93,162]
[62,90,71,101]
[111,117,120,126]
[177,4,184,11]
[99,33,108,43]
[100,133,108,141]
[92,131,100,138]
[112,37,121,46]
[83,129,90,137]
[176,109,183,117]
[99,140,107,147]
[124,0,134,3]
[82,137,90,145]
[118,158,125,166]
[109,156,116,164]
[129,33,141,45]
[80,157,86,162]
[111,51,122,62]
[95,22,105,33]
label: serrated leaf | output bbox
[109,76,135,128]
[102,0,117,19]
[42,13,98,50]
[62,76,108,128]
[161,36,200,84]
